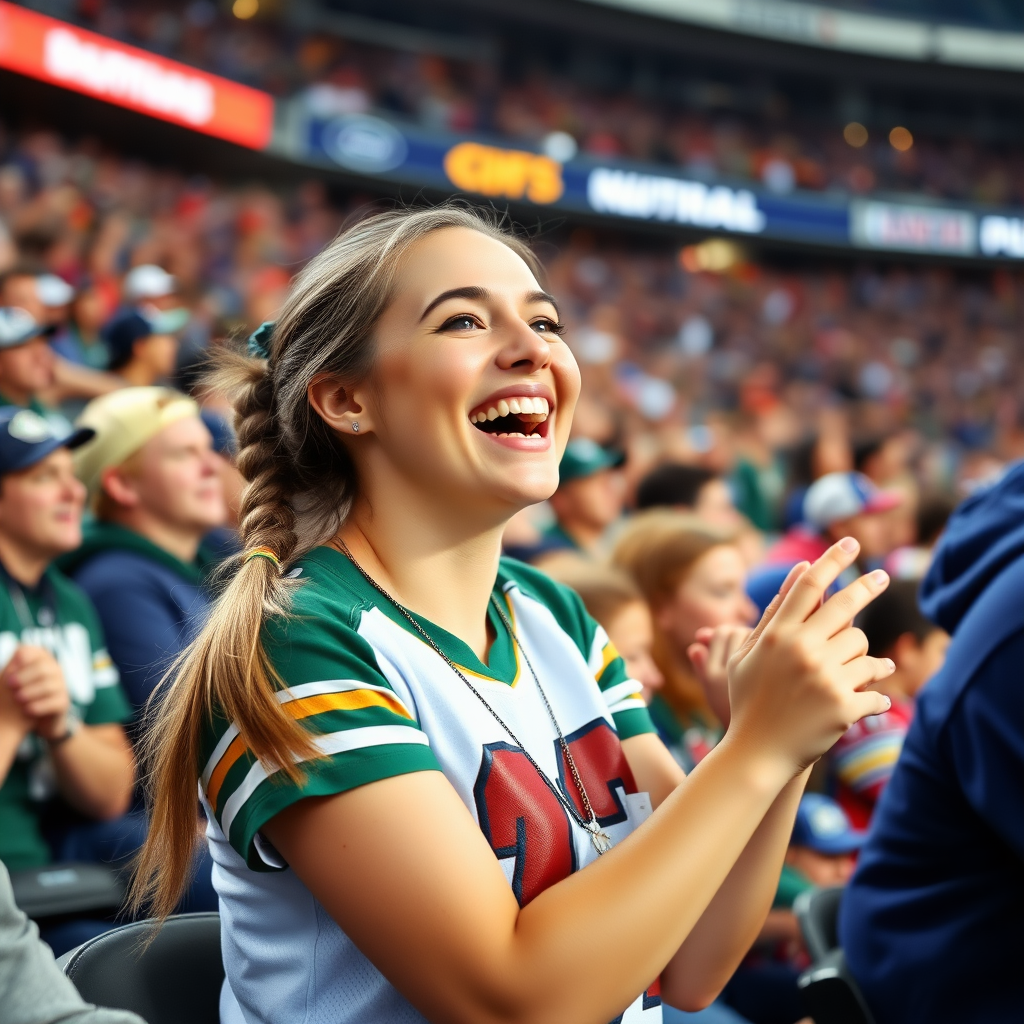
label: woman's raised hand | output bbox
[724,537,894,776]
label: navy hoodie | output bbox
[840,462,1024,1024]
[60,524,214,714]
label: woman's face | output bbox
[604,599,664,702]
[337,227,581,520]
[655,545,757,656]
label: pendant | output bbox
[589,825,612,855]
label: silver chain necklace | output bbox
[338,543,612,855]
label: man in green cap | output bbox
[544,437,627,555]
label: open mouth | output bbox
[469,395,551,439]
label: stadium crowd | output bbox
[0,117,1020,1024]
[28,0,1024,205]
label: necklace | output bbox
[337,542,612,855]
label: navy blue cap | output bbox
[200,408,237,458]
[102,306,185,371]
[0,407,95,476]
[791,793,866,855]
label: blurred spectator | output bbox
[833,580,949,828]
[62,388,226,713]
[544,560,664,700]
[613,512,755,771]
[843,461,1024,1024]
[635,463,743,530]
[747,472,901,613]
[51,287,113,372]
[0,861,144,1024]
[543,438,626,556]
[0,306,71,434]
[0,407,135,951]
[884,491,957,579]
[102,309,180,388]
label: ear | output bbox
[652,598,675,634]
[307,375,373,438]
[891,631,918,669]
[99,465,140,510]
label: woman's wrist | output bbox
[710,729,800,800]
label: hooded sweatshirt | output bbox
[840,462,1024,1024]
[59,523,215,714]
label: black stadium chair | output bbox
[793,886,876,1024]
[56,913,223,1024]
[10,862,125,921]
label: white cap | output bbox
[36,274,75,307]
[803,472,902,530]
[123,264,177,302]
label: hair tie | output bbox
[244,546,280,567]
[247,321,275,360]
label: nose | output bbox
[495,318,553,374]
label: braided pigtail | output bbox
[132,202,545,921]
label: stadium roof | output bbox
[578,0,1024,70]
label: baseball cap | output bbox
[558,438,626,485]
[102,307,184,370]
[791,794,866,855]
[36,273,75,308]
[803,471,902,530]
[73,387,199,500]
[123,264,177,303]
[0,307,51,350]
[0,407,94,476]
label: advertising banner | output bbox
[0,1,273,150]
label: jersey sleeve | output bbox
[201,604,442,871]
[499,557,655,741]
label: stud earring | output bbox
[351,421,360,433]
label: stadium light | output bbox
[889,127,914,152]
[232,0,259,20]
[844,123,869,148]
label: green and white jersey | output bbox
[203,547,663,1024]
[0,565,129,871]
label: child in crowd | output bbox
[832,580,950,828]
[544,560,664,700]
[613,511,757,771]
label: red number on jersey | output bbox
[473,741,576,907]
[473,718,638,907]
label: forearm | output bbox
[51,728,134,819]
[0,725,24,783]
[45,359,124,402]
[503,737,793,1023]
[661,766,810,1009]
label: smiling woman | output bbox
[132,204,896,1024]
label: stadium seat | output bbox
[56,913,223,1024]
[798,949,877,1024]
[10,863,125,921]
[793,886,876,1024]
[793,883,843,963]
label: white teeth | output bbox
[496,432,527,438]
[470,396,551,424]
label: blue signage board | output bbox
[297,111,1023,260]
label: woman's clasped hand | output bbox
[718,537,894,777]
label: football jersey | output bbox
[201,548,662,1024]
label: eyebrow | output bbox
[418,286,560,322]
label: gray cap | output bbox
[0,307,49,350]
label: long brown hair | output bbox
[131,205,543,919]
[611,510,737,722]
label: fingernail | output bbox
[885,659,895,673]
[883,693,892,708]
[871,569,889,586]
[839,536,858,552]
